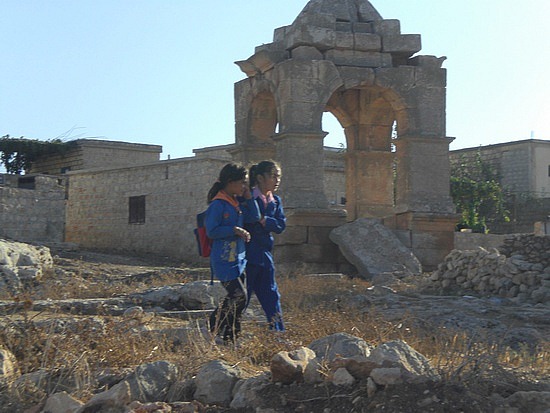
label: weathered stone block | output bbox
[337,66,376,89]
[334,31,354,49]
[290,45,323,60]
[354,33,381,52]
[324,50,392,68]
[373,20,400,35]
[382,34,421,55]
[353,22,373,34]
[335,21,352,32]
[273,25,290,43]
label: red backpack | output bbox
[194,210,212,258]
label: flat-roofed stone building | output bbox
[29,139,162,175]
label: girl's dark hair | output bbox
[207,163,247,203]
[249,160,279,189]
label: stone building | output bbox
[29,139,162,175]
[450,139,550,233]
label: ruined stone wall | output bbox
[491,197,550,234]
[65,157,226,263]
[429,234,550,304]
[0,175,66,243]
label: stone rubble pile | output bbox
[2,333,546,413]
[429,234,550,304]
[499,234,550,268]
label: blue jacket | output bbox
[244,194,286,266]
[205,196,260,281]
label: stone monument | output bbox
[232,0,458,271]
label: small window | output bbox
[548,165,550,177]
[129,195,146,224]
[60,166,71,174]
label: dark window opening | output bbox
[129,195,146,224]
[548,165,550,177]
[60,166,71,174]
[18,176,36,190]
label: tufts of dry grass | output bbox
[0,269,547,411]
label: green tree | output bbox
[0,135,74,174]
[450,151,510,233]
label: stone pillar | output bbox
[274,131,328,209]
[394,135,455,214]
[345,150,395,221]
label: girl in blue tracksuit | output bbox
[205,163,260,343]
[244,160,287,331]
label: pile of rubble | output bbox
[429,234,550,304]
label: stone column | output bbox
[273,131,328,209]
[394,135,455,214]
[345,150,395,221]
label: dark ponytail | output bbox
[207,163,247,203]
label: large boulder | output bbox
[0,238,53,294]
[194,360,242,407]
[329,218,422,278]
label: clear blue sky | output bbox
[1,0,549,161]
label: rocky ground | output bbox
[1,244,549,412]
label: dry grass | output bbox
[0,266,548,411]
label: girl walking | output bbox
[205,163,260,343]
[245,160,287,331]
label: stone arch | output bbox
[233,0,458,270]
[325,85,409,220]
[234,78,279,163]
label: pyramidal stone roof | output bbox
[294,0,383,24]
[236,0,427,77]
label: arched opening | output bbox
[322,113,347,150]
[322,111,347,208]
